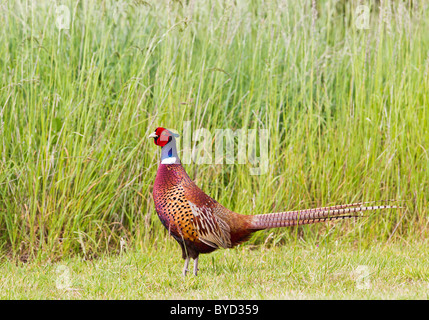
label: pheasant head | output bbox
[148,127,180,164]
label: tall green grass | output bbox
[0,0,428,261]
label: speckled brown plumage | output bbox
[149,127,397,276]
[153,163,254,261]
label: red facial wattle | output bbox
[153,127,172,148]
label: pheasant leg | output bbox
[193,257,199,276]
[182,257,190,276]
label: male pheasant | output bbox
[149,127,396,276]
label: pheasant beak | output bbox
[148,132,158,139]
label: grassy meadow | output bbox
[0,0,428,299]
[1,240,428,299]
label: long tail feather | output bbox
[250,203,398,230]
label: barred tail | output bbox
[250,202,398,230]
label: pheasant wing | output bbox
[187,200,231,249]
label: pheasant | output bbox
[149,127,396,276]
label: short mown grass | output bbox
[0,239,428,299]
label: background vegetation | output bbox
[0,0,428,265]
